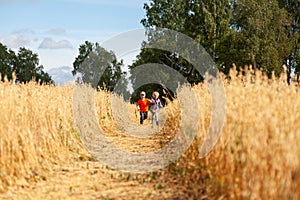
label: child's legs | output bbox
[139,111,144,124]
[155,112,159,124]
[140,111,148,124]
[151,112,155,124]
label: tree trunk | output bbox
[287,56,292,85]
[251,53,257,70]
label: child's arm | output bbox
[158,100,163,108]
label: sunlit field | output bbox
[0,67,299,199]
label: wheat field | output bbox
[0,67,299,199]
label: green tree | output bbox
[232,0,293,77]
[72,41,128,93]
[277,0,300,83]
[0,43,14,81]
[140,0,234,72]
[13,47,52,83]
[185,0,235,70]
[129,0,234,100]
[0,43,53,84]
[135,0,298,83]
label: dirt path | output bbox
[1,158,185,200]
[0,118,188,200]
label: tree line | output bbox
[126,0,299,101]
[131,0,299,82]
[1,0,298,97]
[73,0,299,102]
[0,43,53,84]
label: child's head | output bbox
[152,91,159,99]
[140,91,146,98]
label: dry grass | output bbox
[0,67,299,199]
[0,80,79,191]
[183,66,300,199]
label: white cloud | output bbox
[0,34,31,48]
[45,28,67,35]
[12,28,35,35]
[38,38,73,49]
[39,48,78,69]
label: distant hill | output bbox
[47,66,77,86]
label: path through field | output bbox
[2,71,300,200]
[0,84,211,200]
[1,107,204,200]
[2,160,184,200]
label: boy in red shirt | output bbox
[136,91,152,124]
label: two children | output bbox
[136,91,163,126]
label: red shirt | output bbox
[137,98,150,112]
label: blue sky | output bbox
[0,0,148,70]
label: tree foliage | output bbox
[0,43,13,80]
[72,41,129,94]
[0,43,53,84]
[129,0,235,100]
[277,0,300,82]
[232,0,293,77]
[138,0,234,74]
[130,0,299,94]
